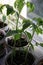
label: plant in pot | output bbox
[1,0,43,65]
[1,0,35,65]
[0,29,6,57]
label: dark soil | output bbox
[8,37,28,47]
[5,50,35,65]
[0,22,7,28]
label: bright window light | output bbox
[0,0,27,18]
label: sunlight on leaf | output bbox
[13,33,21,41]
[14,0,25,13]
[0,4,15,15]
[27,2,35,12]
[36,27,43,34]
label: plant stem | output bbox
[16,18,18,30]
[16,12,19,31]
[24,30,35,64]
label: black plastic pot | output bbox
[0,29,6,57]
[6,35,28,49]
[33,57,43,65]
[0,21,9,32]
[5,50,35,65]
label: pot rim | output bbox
[5,36,29,49]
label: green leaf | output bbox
[32,23,43,34]
[2,15,6,22]
[6,30,18,37]
[0,5,7,13]
[36,27,42,34]
[0,4,15,15]
[14,33,21,41]
[39,43,43,47]
[30,43,34,50]
[5,5,15,15]
[22,19,31,31]
[25,31,32,40]
[0,5,4,12]
[27,2,35,12]
[32,23,37,32]
[6,29,22,37]
[33,17,43,27]
[14,0,25,13]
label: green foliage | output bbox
[6,30,22,42]
[14,0,25,13]
[33,17,43,27]
[32,23,43,34]
[32,23,37,30]
[0,4,15,15]
[22,19,31,31]
[25,31,32,40]
[0,0,42,50]
[30,43,34,50]
[6,5,15,15]
[27,2,35,12]
[36,27,42,34]
[39,43,43,47]
[6,30,18,36]
[6,29,22,37]
[13,33,21,41]
[36,42,43,47]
